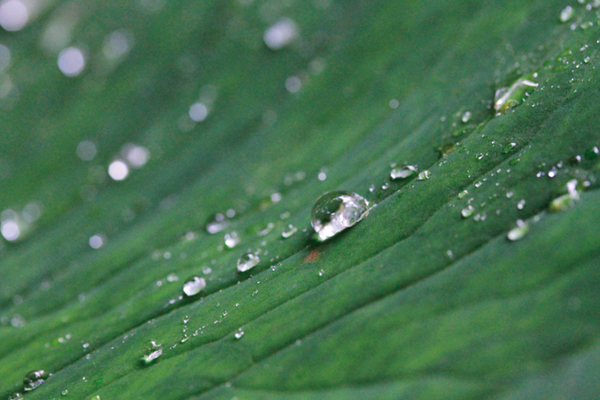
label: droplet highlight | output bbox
[182,276,206,297]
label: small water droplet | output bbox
[61,390,69,396]
[281,225,297,238]
[457,190,468,199]
[461,111,471,123]
[560,6,575,22]
[461,205,475,218]
[503,142,517,154]
[205,213,229,234]
[517,199,526,210]
[507,220,529,241]
[23,370,49,392]
[263,18,298,51]
[418,170,430,180]
[310,191,369,241]
[234,331,244,339]
[182,276,206,297]
[237,252,260,272]
[494,76,538,115]
[141,341,162,365]
[390,165,417,180]
[8,393,23,400]
[224,232,240,249]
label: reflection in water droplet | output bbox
[507,220,529,241]
[311,191,369,241]
[494,76,538,115]
[182,276,206,297]
[390,165,417,180]
[238,252,260,272]
[263,18,298,50]
[23,370,49,392]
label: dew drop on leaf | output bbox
[507,220,529,241]
[494,76,538,115]
[237,252,260,272]
[310,191,369,241]
[390,165,417,180]
[23,370,49,392]
[182,276,206,297]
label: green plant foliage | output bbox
[1,0,600,399]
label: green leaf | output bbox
[1,0,599,399]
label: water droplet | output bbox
[205,213,229,234]
[23,370,49,392]
[458,190,468,199]
[182,277,206,297]
[390,165,417,180]
[494,76,538,115]
[418,170,430,180]
[58,46,86,77]
[517,199,526,210]
[224,232,240,249]
[121,144,150,168]
[461,111,471,123]
[310,191,369,241]
[503,142,517,154]
[108,160,129,181]
[507,220,529,241]
[76,141,97,161]
[141,341,162,365]
[89,234,105,249]
[8,393,23,400]
[61,390,69,396]
[237,252,260,272]
[549,179,580,212]
[263,18,298,50]
[560,6,575,22]
[234,331,244,339]
[281,225,297,238]
[461,205,475,218]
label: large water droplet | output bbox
[23,370,49,392]
[224,232,240,249]
[311,191,369,241]
[237,252,260,272]
[494,76,538,115]
[182,276,206,297]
